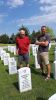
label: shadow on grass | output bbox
[1,61,4,65]
[30,64,54,79]
[50,72,54,79]
[30,64,41,76]
[13,81,19,91]
[36,97,46,100]
[5,69,9,74]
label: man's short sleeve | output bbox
[46,34,50,43]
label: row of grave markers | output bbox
[0,46,32,93]
[0,47,17,74]
[8,45,16,55]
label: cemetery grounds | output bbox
[0,44,56,100]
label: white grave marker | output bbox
[49,43,51,50]
[0,48,3,57]
[48,93,56,100]
[1,50,6,60]
[55,47,56,51]
[18,67,32,93]
[35,54,40,69]
[31,44,36,56]
[8,46,12,52]
[32,44,38,56]
[53,61,56,79]
[8,57,17,74]
[14,46,16,55]
[55,51,56,60]
[4,53,10,65]
[8,46,10,51]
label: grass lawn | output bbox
[0,43,15,46]
[0,45,56,100]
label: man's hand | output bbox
[16,49,18,55]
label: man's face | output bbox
[20,30,25,38]
[41,27,46,35]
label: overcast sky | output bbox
[0,0,56,36]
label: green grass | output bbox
[0,43,15,46]
[0,45,56,100]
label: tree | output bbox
[35,30,41,40]
[30,30,41,43]
[9,33,16,44]
[30,30,36,44]
[46,27,55,39]
[0,34,9,44]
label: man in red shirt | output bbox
[16,29,30,68]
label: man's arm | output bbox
[16,43,19,55]
[35,40,49,46]
[16,48,18,55]
[16,37,19,55]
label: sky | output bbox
[0,0,56,36]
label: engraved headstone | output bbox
[8,57,17,74]
[18,67,32,92]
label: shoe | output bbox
[45,76,50,81]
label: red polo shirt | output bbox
[16,36,30,54]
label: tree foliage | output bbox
[30,30,41,43]
[46,27,55,39]
[0,34,9,44]
[9,33,16,44]
[30,30,36,43]
[0,26,55,44]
